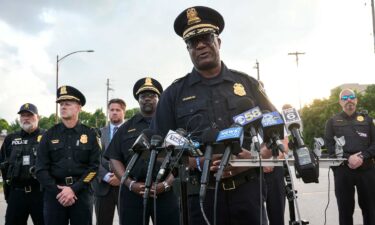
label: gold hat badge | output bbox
[24,103,29,109]
[60,86,67,95]
[145,77,153,86]
[187,8,201,25]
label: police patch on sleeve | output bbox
[233,83,246,96]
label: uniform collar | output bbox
[133,113,152,125]
[187,61,236,86]
[59,122,82,133]
[20,128,40,137]
[340,111,358,119]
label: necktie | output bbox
[111,126,118,140]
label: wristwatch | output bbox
[162,181,171,192]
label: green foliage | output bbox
[38,114,56,130]
[79,109,106,128]
[0,118,10,131]
[9,119,20,133]
[125,107,140,119]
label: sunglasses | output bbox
[341,94,356,101]
[185,33,216,49]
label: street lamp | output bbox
[55,50,94,123]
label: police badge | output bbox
[80,134,88,144]
[357,115,364,122]
[233,83,246,96]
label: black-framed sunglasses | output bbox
[185,33,216,49]
[341,94,356,101]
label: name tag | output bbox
[357,132,367,138]
[23,155,30,166]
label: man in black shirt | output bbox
[0,103,44,225]
[325,88,375,225]
[151,6,275,225]
[104,77,179,225]
[36,86,100,225]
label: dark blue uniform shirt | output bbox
[104,113,162,181]
[151,62,276,142]
[36,122,100,195]
[325,111,375,159]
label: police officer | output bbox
[325,89,375,225]
[151,6,276,225]
[0,103,44,225]
[104,77,180,225]
[36,86,100,225]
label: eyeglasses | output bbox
[185,33,216,49]
[139,92,158,99]
[341,94,356,101]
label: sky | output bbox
[0,0,374,123]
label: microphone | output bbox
[156,129,191,182]
[281,107,319,183]
[261,110,285,154]
[120,129,153,185]
[215,125,244,182]
[143,135,164,200]
[233,98,263,152]
[199,128,219,202]
[313,137,324,158]
[334,136,345,158]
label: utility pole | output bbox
[106,78,114,125]
[288,51,305,111]
[253,59,260,80]
[371,0,375,53]
[288,51,305,67]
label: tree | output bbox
[38,114,56,130]
[0,118,10,132]
[125,107,140,119]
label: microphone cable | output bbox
[323,166,332,225]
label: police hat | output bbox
[133,77,163,100]
[174,6,225,40]
[17,103,38,115]
[56,85,86,106]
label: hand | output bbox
[348,152,363,169]
[130,181,145,197]
[56,185,77,207]
[150,182,166,198]
[210,149,251,179]
[263,166,274,173]
[108,173,120,186]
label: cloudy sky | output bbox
[0,0,374,123]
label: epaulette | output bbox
[172,73,189,84]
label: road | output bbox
[0,168,363,225]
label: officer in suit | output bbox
[104,78,180,225]
[92,98,126,225]
[0,103,44,225]
[325,89,375,225]
[151,6,276,225]
[36,85,101,225]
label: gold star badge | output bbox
[233,83,246,96]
